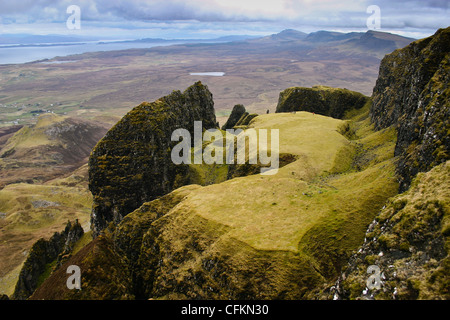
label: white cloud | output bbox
[0,0,447,38]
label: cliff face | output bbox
[275,85,368,119]
[89,82,217,237]
[370,27,450,191]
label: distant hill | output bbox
[0,34,260,47]
[305,30,359,42]
[125,34,259,44]
[0,113,109,188]
[266,29,308,41]
[245,29,415,59]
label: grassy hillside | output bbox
[144,110,399,298]
[0,113,109,188]
[335,160,449,299]
[0,113,109,296]
[31,103,400,299]
[0,164,92,296]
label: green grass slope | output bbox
[0,113,109,188]
[31,105,399,299]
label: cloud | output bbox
[87,0,369,22]
[0,0,448,37]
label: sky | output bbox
[0,0,449,40]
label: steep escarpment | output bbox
[326,27,450,301]
[370,27,449,191]
[275,85,368,119]
[89,82,217,237]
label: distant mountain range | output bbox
[0,34,99,45]
[0,33,260,47]
[245,29,415,59]
[0,29,414,51]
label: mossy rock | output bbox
[89,82,217,236]
[275,85,369,119]
[370,27,450,191]
[335,161,450,300]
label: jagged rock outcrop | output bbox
[275,85,368,119]
[332,161,449,300]
[12,220,83,300]
[221,104,246,130]
[89,82,217,237]
[370,27,450,191]
[30,186,200,300]
[221,104,259,130]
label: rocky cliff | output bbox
[326,26,450,300]
[370,27,449,191]
[275,85,368,119]
[12,220,83,300]
[221,104,246,130]
[89,82,217,237]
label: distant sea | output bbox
[0,41,186,65]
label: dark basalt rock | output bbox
[12,220,84,300]
[221,104,246,130]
